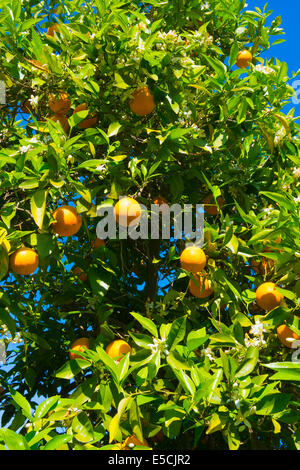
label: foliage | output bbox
[0,0,299,450]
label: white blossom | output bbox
[20,145,32,154]
[292,167,300,178]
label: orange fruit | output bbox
[129,87,155,116]
[69,337,90,360]
[180,246,206,273]
[277,324,300,348]
[73,267,88,282]
[73,103,98,129]
[106,339,132,361]
[255,282,284,311]
[9,247,39,275]
[47,24,59,37]
[91,238,106,249]
[20,99,34,114]
[50,114,70,134]
[153,196,168,213]
[204,194,224,216]
[49,92,71,114]
[189,273,213,299]
[113,197,142,227]
[123,435,149,450]
[52,205,82,237]
[236,50,253,69]
[251,257,275,275]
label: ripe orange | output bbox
[251,257,275,275]
[113,197,142,227]
[236,50,253,69]
[52,205,82,237]
[106,339,132,361]
[277,324,300,348]
[73,267,88,282]
[47,24,59,37]
[73,103,98,129]
[9,247,39,275]
[204,194,224,216]
[129,87,155,116]
[255,282,284,311]
[91,238,106,249]
[50,114,70,134]
[49,92,71,114]
[69,337,90,360]
[20,99,34,114]
[153,196,168,213]
[189,273,213,299]
[123,435,149,450]
[180,246,206,273]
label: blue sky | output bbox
[250,0,300,114]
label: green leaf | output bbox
[166,316,186,350]
[255,393,292,415]
[187,328,209,350]
[234,346,259,379]
[1,428,30,450]
[263,362,300,381]
[54,359,90,380]
[130,312,158,338]
[43,434,72,450]
[260,191,295,212]
[107,121,122,137]
[34,396,59,420]
[9,387,32,421]
[129,332,153,349]
[129,398,143,444]
[72,412,94,443]
[30,189,47,229]
[229,41,239,67]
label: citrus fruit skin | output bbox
[69,337,90,360]
[129,87,155,116]
[0,243,9,280]
[47,24,59,37]
[236,50,253,69]
[9,247,39,275]
[113,197,142,227]
[52,205,82,237]
[92,238,106,249]
[20,99,34,114]
[255,282,283,311]
[180,246,206,273]
[189,274,213,298]
[73,103,98,129]
[251,257,274,275]
[106,340,132,360]
[123,435,149,450]
[49,92,71,114]
[50,114,70,134]
[277,324,300,348]
[153,196,169,213]
[73,267,88,282]
[204,194,224,216]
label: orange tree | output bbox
[0,0,300,451]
